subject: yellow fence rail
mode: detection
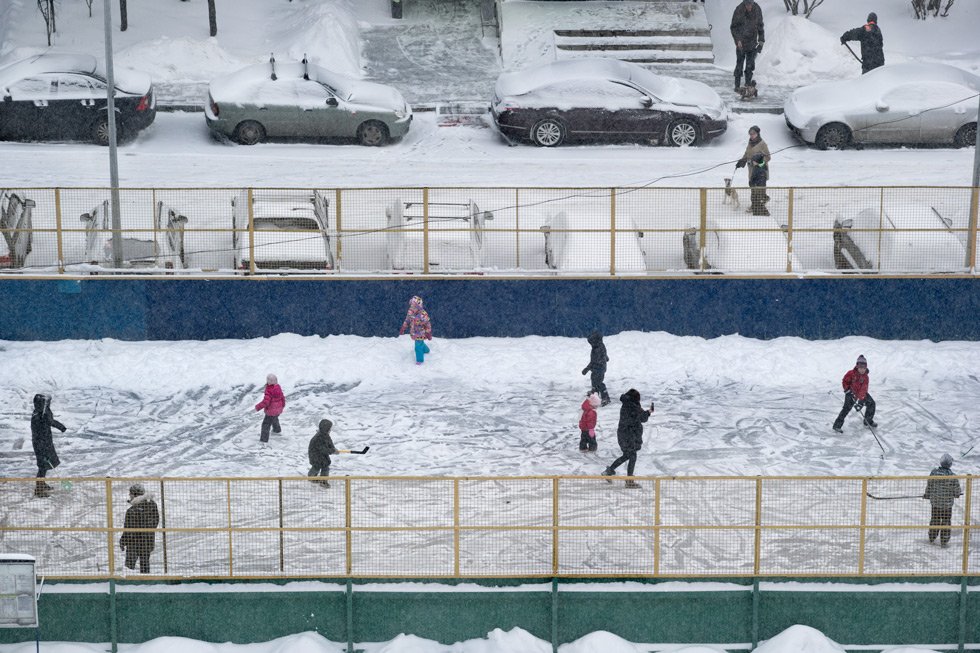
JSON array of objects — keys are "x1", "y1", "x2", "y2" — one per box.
[
  {"x1": 0, "y1": 186, "x2": 977, "y2": 276},
  {"x1": 0, "y1": 475, "x2": 976, "y2": 579}
]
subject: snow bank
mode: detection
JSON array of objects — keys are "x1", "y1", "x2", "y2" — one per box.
[
  {"x1": 755, "y1": 15, "x2": 861, "y2": 86},
  {"x1": 754, "y1": 624, "x2": 845, "y2": 653}
]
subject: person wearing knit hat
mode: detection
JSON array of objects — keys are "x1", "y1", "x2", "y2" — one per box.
[
  {"x1": 120, "y1": 483, "x2": 160, "y2": 573},
  {"x1": 832, "y1": 355, "x2": 877, "y2": 432},
  {"x1": 255, "y1": 373, "x2": 286, "y2": 443},
  {"x1": 735, "y1": 125, "x2": 770, "y2": 194},
  {"x1": 840, "y1": 11, "x2": 884, "y2": 74},
  {"x1": 923, "y1": 453, "x2": 962, "y2": 547},
  {"x1": 308, "y1": 418, "x2": 338, "y2": 487}
]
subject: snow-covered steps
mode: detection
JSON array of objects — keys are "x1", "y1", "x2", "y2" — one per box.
[{"x1": 554, "y1": 29, "x2": 714, "y2": 65}]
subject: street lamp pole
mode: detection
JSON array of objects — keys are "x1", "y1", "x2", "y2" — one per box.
[
  {"x1": 102, "y1": 0, "x2": 123, "y2": 268},
  {"x1": 969, "y1": 93, "x2": 980, "y2": 270}
]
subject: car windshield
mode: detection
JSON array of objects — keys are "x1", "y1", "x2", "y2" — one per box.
[{"x1": 253, "y1": 217, "x2": 319, "y2": 231}]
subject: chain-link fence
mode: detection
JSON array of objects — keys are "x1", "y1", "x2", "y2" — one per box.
[
  {"x1": 0, "y1": 475, "x2": 975, "y2": 579},
  {"x1": 1, "y1": 186, "x2": 976, "y2": 275}
]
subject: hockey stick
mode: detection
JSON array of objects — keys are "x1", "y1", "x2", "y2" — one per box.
[
  {"x1": 866, "y1": 492, "x2": 922, "y2": 500},
  {"x1": 843, "y1": 42, "x2": 863, "y2": 66},
  {"x1": 853, "y1": 405, "x2": 885, "y2": 458},
  {"x1": 337, "y1": 447, "x2": 370, "y2": 454}
]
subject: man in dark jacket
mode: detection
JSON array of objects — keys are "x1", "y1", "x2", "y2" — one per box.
[
  {"x1": 730, "y1": 0, "x2": 765, "y2": 91},
  {"x1": 602, "y1": 389, "x2": 654, "y2": 488},
  {"x1": 308, "y1": 418, "x2": 338, "y2": 487},
  {"x1": 30, "y1": 393, "x2": 66, "y2": 498},
  {"x1": 120, "y1": 484, "x2": 160, "y2": 574},
  {"x1": 581, "y1": 331, "x2": 611, "y2": 406},
  {"x1": 841, "y1": 12, "x2": 884, "y2": 74},
  {"x1": 923, "y1": 453, "x2": 961, "y2": 548}
]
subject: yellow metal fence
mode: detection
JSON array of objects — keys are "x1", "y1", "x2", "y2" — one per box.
[
  {"x1": 0, "y1": 475, "x2": 976, "y2": 579},
  {"x1": 0, "y1": 186, "x2": 977, "y2": 276}
]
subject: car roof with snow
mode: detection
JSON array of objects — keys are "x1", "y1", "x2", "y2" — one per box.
[
  {"x1": 791, "y1": 62, "x2": 980, "y2": 104},
  {"x1": 208, "y1": 61, "x2": 351, "y2": 102},
  {"x1": 0, "y1": 52, "x2": 98, "y2": 88}
]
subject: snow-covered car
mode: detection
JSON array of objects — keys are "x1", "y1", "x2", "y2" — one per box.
[
  {"x1": 77, "y1": 199, "x2": 187, "y2": 270},
  {"x1": 491, "y1": 58, "x2": 727, "y2": 147},
  {"x1": 384, "y1": 198, "x2": 492, "y2": 271},
  {"x1": 833, "y1": 201, "x2": 967, "y2": 273},
  {"x1": 205, "y1": 58, "x2": 412, "y2": 146},
  {"x1": 232, "y1": 190, "x2": 335, "y2": 273},
  {"x1": 0, "y1": 52, "x2": 155, "y2": 145},
  {"x1": 784, "y1": 63, "x2": 979, "y2": 149},
  {"x1": 0, "y1": 190, "x2": 34, "y2": 268},
  {"x1": 683, "y1": 216, "x2": 802, "y2": 273}
]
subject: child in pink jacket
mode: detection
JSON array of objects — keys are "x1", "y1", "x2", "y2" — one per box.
[
  {"x1": 578, "y1": 392, "x2": 601, "y2": 452},
  {"x1": 255, "y1": 373, "x2": 286, "y2": 442}
]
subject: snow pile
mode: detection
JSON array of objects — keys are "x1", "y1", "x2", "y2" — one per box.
[
  {"x1": 115, "y1": 37, "x2": 249, "y2": 84},
  {"x1": 754, "y1": 625, "x2": 845, "y2": 653},
  {"x1": 754, "y1": 15, "x2": 862, "y2": 86}
]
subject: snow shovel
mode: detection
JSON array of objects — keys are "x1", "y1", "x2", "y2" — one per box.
[{"x1": 843, "y1": 42, "x2": 863, "y2": 66}]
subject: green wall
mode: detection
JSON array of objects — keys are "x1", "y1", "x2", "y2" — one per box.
[{"x1": 1, "y1": 577, "x2": 976, "y2": 651}]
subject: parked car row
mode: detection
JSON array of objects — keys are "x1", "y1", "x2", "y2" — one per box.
[{"x1": 1, "y1": 53, "x2": 976, "y2": 150}]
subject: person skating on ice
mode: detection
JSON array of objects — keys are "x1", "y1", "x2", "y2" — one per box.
[
  {"x1": 923, "y1": 453, "x2": 961, "y2": 548},
  {"x1": 602, "y1": 389, "x2": 654, "y2": 488},
  {"x1": 832, "y1": 355, "x2": 876, "y2": 432},
  {"x1": 308, "y1": 418, "x2": 338, "y2": 487},
  {"x1": 581, "y1": 330, "x2": 611, "y2": 406}
]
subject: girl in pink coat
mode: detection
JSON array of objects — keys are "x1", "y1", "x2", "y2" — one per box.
[
  {"x1": 399, "y1": 295, "x2": 433, "y2": 365},
  {"x1": 578, "y1": 392, "x2": 601, "y2": 452},
  {"x1": 255, "y1": 373, "x2": 286, "y2": 442}
]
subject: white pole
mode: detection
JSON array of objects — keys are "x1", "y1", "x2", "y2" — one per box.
[
  {"x1": 102, "y1": 0, "x2": 123, "y2": 268},
  {"x1": 969, "y1": 93, "x2": 980, "y2": 269}
]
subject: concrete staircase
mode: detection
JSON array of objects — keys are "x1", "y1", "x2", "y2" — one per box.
[{"x1": 553, "y1": 27, "x2": 713, "y2": 65}]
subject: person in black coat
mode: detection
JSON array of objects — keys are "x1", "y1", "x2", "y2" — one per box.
[
  {"x1": 730, "y1": 0, "x2": 765, "y2": 91},
  {"x1": 602, "y1": 389, "x2": 654, "y2": 488},
  {"x1": 841, "y1": 12, "x2": 884, "y2": 74},
  {"x1": 30, "y1": 393, "x2": 66, "y2": 498},
  {"x1": 308, "y1": 418, "x2": 338, "y2": 487},
  {"x1": 120, "y1": 484, "x2": 160, "y2": 574},
  {"x1": 581, "y1": 331, "x2": 611, "y2": 406}
]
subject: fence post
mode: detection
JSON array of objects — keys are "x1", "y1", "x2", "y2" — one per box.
[
  {"x1": 753, "y1": 477, "x2": 762, "y2": 575},
  {"x1": 159, "y1": 479, "x2": 168, "y2": 574},
  {"x1": 654, "y1": 478, "x2": 661, "y2": 575},
  {"x1": 226, "y1": 479, "x2": 233, "y2": 576},
  {"x1": 961, "y1": 475, "x2": 972, "y2": 576},
  {"x1": 699, "y1": 188, "x2": 708, "y2": 271},
  {"x1": 968, "y1": 187, "x2": 978, "y2": 271},
  {"x1": 278, "y1": 478, "x2": 285, "y2": 573},
  {"x1": 423, "y1": 188, "x2": 430, "y2": 275},
  {"x1": 609, "y1": 188, "x2": 616, "y2": 276},
  {"x1": 346, "y1": 578, "x2": 354, "y2": 653},
  {"x1": 109, "y1": 577, "x2": 118, "y2": 653},
  {"x1": 345, "y1": 477, "x2": 353, "y2": 576},
  {"x1": 515, "y1": 188, "x2": 521, "y2": 269},
  {"x1": 335, "y1": 189, "x2": 343, "y2": 264},
  {"x1": 858, "y1": 478, "x2": 868, "y2": 575},
  {"x1": 876, "y1": 187, "x2": 884, "y2": 272},
  {"x1": 54, "y1": 188, "x2": 64, "y2": 274},
  {"x1": 247, "y1": 188, "x2": 256, "y2": 276},
  {"x1": 958, "y1": 576, "x2": 967, "y2": 653},
  {"x1": 751, "y1": 577, "x2": 759, "y2": 649},
  {"x1": 786, "y1": 188, "x2": 794, "y2": 273},
  {"x1": 552, "y1": 477, "x2": 559, "y2": 575},
  {"x1": 106, "y1": 479, "x2": 115, "y2": 576},
  {"x1": 551, "y1": 577, "x2": 559, "y2": 653},
  {"x1": 453, "y1": 478, "x2": 461, "y2": 577}
]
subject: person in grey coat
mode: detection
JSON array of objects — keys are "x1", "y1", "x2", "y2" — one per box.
[
  {"x1": 308, "y1": 418, "x2": 338, "y2": 487},
  {"x1": 923, "y1": 453, "x2": 962, "y2": 547}
]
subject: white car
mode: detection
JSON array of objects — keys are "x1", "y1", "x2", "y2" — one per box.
[
  {"x1": 784, "y1": 62, "x2": 979, "y2": 149},
  {"x1": 232, "y1": 190, "x2": 335, "y2": 272}
]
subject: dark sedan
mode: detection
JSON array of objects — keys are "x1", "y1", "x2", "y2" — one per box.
[
  {"x1": 492, "y1": 58, "x2": 727, "y2": 147},
  {"x1": 0, "y1": 52, "x2": 156, "y2": 145}
]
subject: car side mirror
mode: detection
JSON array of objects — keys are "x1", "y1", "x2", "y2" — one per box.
[
  {"x1": 641, "y1": 96, "x2": 653, "y2": 108},
  {"x1": 326, "y1": 97, "x2": 338, "y2": 107},
  {"x1": 875, "y1": 100, "x2": 889, "y2": 112}
]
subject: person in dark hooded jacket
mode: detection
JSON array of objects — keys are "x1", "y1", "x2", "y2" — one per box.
[
  {"x1": 581, "y1": 331, "x2": 611, "y2": 406},
  {"x1": 730, "y1": 0, "x2": 765, "y2": 91},
  {"x1": 602, "y1": 389, "x2": 654, "y2": 488},
  {"x1": 923, "y1": 453, "x2": 961, "y2": 548},
  {"x1": 308, "y1": 418, "x2": 338, "y2": 487},
  {"x1": 120, "y1": 483, "x2": 160, "y2": 574},
  {"x1": 30, "y1": 393, "x2": 67, "y2": 498},
  {"x1": 841, "y1": 12, "x2": 884, "y2": 74}
]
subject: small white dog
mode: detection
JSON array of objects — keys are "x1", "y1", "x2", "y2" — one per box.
[{"x1": 723, "y1": 177, "x2": 741, "y2": 209}]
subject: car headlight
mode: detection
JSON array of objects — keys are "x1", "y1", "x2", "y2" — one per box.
[{"x1": 394, "y1": 105, "x2": 411, "y2": 120}]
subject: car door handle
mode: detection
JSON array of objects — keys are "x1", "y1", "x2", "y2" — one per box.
[{"x1": 33, "y1": 100, "x2": 48, "y2": 107}]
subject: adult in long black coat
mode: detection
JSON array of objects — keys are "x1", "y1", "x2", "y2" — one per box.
[
  {"x1": 841, "y1": 12, "x2": 884, "y2": 74},
  {"x1": 31, "y1": 393, "x2": 66, "y2": 498},
  {"x1": 308, "y1": 418, "x2": 338, "y2": 487},
  {"x1": 602, "y1": 389, "x2": 654, "y2": 487},
  {"x1": 730, "y1": 0, "x2": 765, "y2": 90},
  {"x1": 120, "y1": 484, "x2": 160, "y2": 574}
]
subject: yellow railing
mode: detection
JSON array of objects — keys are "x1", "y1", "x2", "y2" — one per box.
[
  {"x1": 0, "y1": 186, "x2": 977, "y2": 276},
  {"x1": 0, "y1": 475, "x2": 975, "y2": 579}
]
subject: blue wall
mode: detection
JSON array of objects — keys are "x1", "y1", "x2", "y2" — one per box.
[{"x1": 0, "y1": 278, "x2": 977, "y2": 341}]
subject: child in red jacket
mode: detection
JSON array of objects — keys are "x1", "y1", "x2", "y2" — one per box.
[
  {"x1": 832, "y1": 355, "x2": 877, "y2": 432},
  {"x1": 578, "y1": 392, "x2": 601, "y2": 452},
  {"x1": 255, "y1": 373, "x2": 286, "y2": 442}
]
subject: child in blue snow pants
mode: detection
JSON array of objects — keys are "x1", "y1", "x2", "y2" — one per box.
[{"x1": 415, "y1": 339, "x2": 430, "y2": 363}]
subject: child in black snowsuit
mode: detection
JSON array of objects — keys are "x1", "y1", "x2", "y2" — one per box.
[
  {"x1": 308, "y1": 419, "x2": 338, "y2": 487},
  {"x1": 581, "y1": 331, "x2": 611, "y2": 406},
  {"x1": 749, "y1": 152, "x2": 769, "y2": 216},
  {"x1": 31, "y1": 393, "x2": 67, "y2": 498}
]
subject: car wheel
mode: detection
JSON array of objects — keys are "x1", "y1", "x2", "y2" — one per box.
[
  {"x1": 234, "y1": 120, "x2": 266, "y2": 146},
  {"x1": 357, "y1": 121, "x2": 389, "y2": 146},
  {"x1": 954, "y1": 122, "x2": 977, "y2": 148},
  {"x1": 92, "y1": 115, "x2": 111, "y2": 146},
  {"x1": 666, "y1": 119, "x2": 700, "y2": 147},
  {"x1": 814, "y1": 123, "x2": 851, "y2": 150},
  {"x1": 530, "y1": 118, "x2": 566, "y2": 147}
]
